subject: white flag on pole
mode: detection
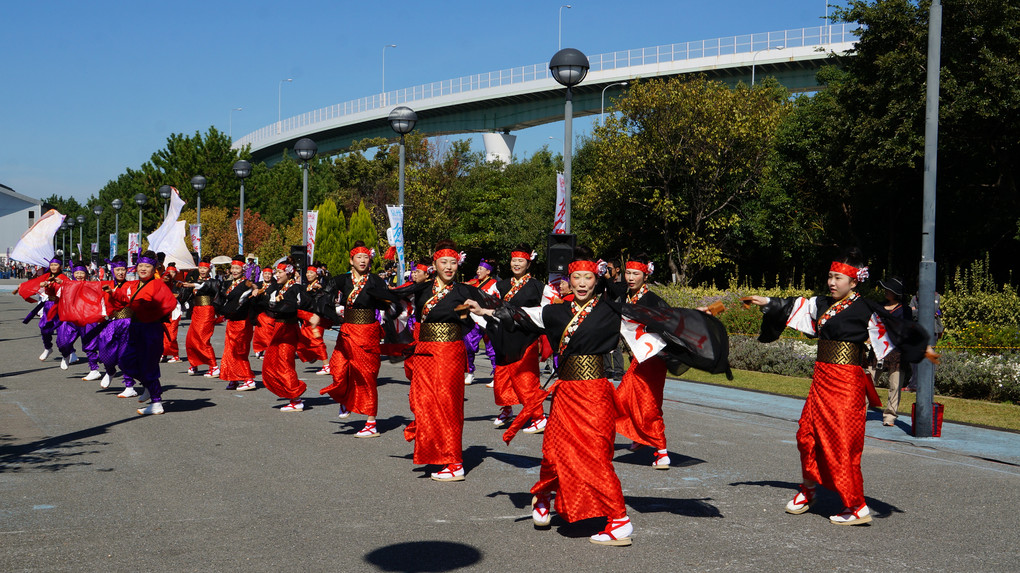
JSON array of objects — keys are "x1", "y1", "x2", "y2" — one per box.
[{"x1": 10, "y1": 209, "x2": 64, "y2": 267}]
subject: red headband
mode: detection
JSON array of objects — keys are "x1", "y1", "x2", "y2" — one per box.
[
  {"x1": 306, "y1": 266, "x2": 318, "y2": 273},
  {"x1": 230, "y1": 261, "x2": 244, "y2": 268},
  {"x1": 350, "y1": 246, "x2": 372, "y2": 258},
  {"x1": 625, "y1": 261, "x2": 651, "y2": 275},
  {"x1": 830, "y1": 261, "x2": 860, "y2": 280},
  {"x1": 510, "y1": 251, "x2": 533, "y2": 261},
  {"x1": 263, "y1": 267, "x2": 273, "y2": 273},
  {"x1": 433, "y1": 248, "x2": 459, "y2": 262},
  {"x1": 568, "y1": 260, "x2": 599, "y2": 275},
  {"x1": 198, "y1": 262, "x2": 211, "y2": 268},
  {"x1": 276, "y1": 263, "x2": 292, "y2": 272}
]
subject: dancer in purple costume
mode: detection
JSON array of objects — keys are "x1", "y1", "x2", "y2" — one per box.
[
  {"x1": 463, "y1": 258, "x2": 499, "y2": 386},
  {"x1": 55, "y1": 263, "x2": 94, "y2": 371},
  {"x1": 96, "y1": 257, "x2": 137, "y2": 393}
]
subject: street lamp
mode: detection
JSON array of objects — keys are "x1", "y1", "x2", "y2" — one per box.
[
  {"x1": 59, "y1": 220, "x2": 68, "y2": 261},
  {"x1": 294, "y1": 139, "x2": 317, "y2": 248},
  {"x1": 383, "y1": 44, "x2": 397, "y2": 106},
  {"x1": 158, "y1": 184, "x2": 173, "y2": 217},
  {"x1": 388, "y1": 105, "x2": 417, "y2": 281},
  {"x1": 278, "y1": 78, "x2": 293, "y2": 134},
  {"x1": 600, "y1": 81, "x2": 628, "y2": 125},
  {"x1": 134, "y1": 193, "x2": 147, "y2": 254},
  {"x1": 549, "y1": 47, "x2": 589, "y2": 234},
  {"x1": 66, "y1": 217, "x2": 75, "y2": 260},
  {"x1": 751, "y1": 45, "x2": 784, "y2": 86},
  {"x1": 558, "y1": 5, "x2": 572, "y2": 50},
  {"x1": 229, "y1": 107, "x2": 243, "y2": 139},
  {"x1": 76, "y1": 215, "x2": 85, "y2": 257},
  {"x1": 93, "y1": 204, "x2": 104, "y2": 259},
  {"x1": 111, "y1": 198, "x2": 123, "y2": 257},
  {"x1": 191, "y1": 175, "x2": 206, "y2": 258},
  {"x1": 232, "y1": 160, "x2": 252, "y2": 255}
]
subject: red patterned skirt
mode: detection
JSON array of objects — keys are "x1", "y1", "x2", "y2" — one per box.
[
  {"x1": 493, "y1": 340, "x2": 543, "y2": 408},
  {"x1": 531, "y1": 377, "x2": 627, "y2": 522},
  {"x1": 163, "y1": 316, "x2": 180, "y2": 357},
  {"x1": 262, "y1": 321, "x2": 307, "y2": 400},
  {"x1": 404, "y1": 338, "x2": 465, "y2": 465},
  {"x1": 321, "y1": 322, "x2": 382, "y2": 416},
  {"x1": 296, "y1": 310, "x2": 328, "y2": 363},
  {"x1": 615, "y1": 356, "x2": 668, "y2": 450},
  {"x1": 219, "y1": 319, "x2": 254, "y2": 382},
  {"x1": 252, "y1": 312, "x2": 274, "y2": 353},
  {"x1": 185, "y1": 305, "x2": 218, "y2": 368},
  {"x1": 797, "y1": 362, "x2": 869, "y2": 508}
]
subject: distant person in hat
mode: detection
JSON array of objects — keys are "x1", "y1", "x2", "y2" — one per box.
[{"x1": 868, "y1": 277, "x2": 913, "y2": 426}]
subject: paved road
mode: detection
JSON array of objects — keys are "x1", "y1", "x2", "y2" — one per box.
[{"x1": 1, "y1": 290, "x2": 1018, "y2": 572}]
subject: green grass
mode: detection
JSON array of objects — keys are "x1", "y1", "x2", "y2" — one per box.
[{"x1": 677, "y1": 368, "x2": 1020, "y2": 433}]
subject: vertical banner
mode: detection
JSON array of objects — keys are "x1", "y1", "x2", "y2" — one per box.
[
  {"x1": 386, "y1": 204, "x2": 405, "y2": 282},
  {"x1": 553, "y1": 172, "x2": 566, "y2": 234},
  {"x1": 305, "y1": 211, "x2": 319, "y2": 262},
  {"x1": 189, "y1": 224, "x2": 202, "y2": 257},
  {"x1": 128, "y1": 233, "x2": 139, "y2": 266},
  {"x1": 109, "y1": 233, "x2": 117, "y2": 259},
  {"x1": 235, "y1": 219, "x2": 243, "y2": 255},
  {"x1": 76, "y1": 243, "x2": 83, "y2": 260},
  {"x1": 91, "y1": 243, "x2": 98, "y2": 254}
]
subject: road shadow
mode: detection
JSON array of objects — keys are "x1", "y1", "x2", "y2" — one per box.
[
  {"x1": 0, "y1": 416, "x2": 141, "y2": 473},
  {"x1": 378, "y1": 376, "x2": 410, "y2": 387},
  {"x1": 626, "y1": 494, "x2": 722, "y2": 517},
  {"x1": 728, "y1": 479, "x2": 903, "y2": 520},
  {"x1": 166, "y1": 398, "x2": 216, "y2": 413},
  {"x1": 486, "y1": 450, "x2": 541, "y2": 470},
  {"x1": 364, "y1": 540, "x2": 482, "y2": 572},
  {"x1": 614, "y1": 448, "x2": 706, "y2": 469},
  {"x1": 332, "y1": 415, "x2": 410, "y2": 437},
  {"x1": 485, "y1": 490, "x2": 535, "y2": 510},
  {"x1": 161, "y1": 385, "x2": 213, "y2": 392},
  {"x1": 2, "y1": 365, "x2": 63, "y2": 378}
]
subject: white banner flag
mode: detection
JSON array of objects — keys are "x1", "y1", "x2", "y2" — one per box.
[
  {"x1": 235, "y1": 219, "x2": 243, "y2": 255},
  {"x1": 109, "y1": 233, "x2": 117, "y2": 259},
  {"x1": 146, "y1": 187, "x2": 185, "y2": 254},
  {"x1": 91, "y1": 242, "x2": 98, "y2": 254},
  {"x1": 620, "y1": 318, "x2": 667, "y2": 363},
  {"x1": 553, "y1": 172, "x2": 566, "y2": 234},
  {"x1": 128, "y1": 233, "x2": 139, "y2": 265},
  {"x1": 386, "y1": 204, "x2": 405, "y2": 280},
  {"x1": 190, "y1": 224, "x2": 202, "y2": 255},
  {"x1": 305, "y1": 211, "x2": 319, "y2": 262},
  {"x1": 10, "y1": 209, "x2": 64, "y2": 267}
]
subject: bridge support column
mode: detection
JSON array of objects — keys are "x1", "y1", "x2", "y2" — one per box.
[{"x1": 482, "y1": 132, "x2": 517, "y2": 164}]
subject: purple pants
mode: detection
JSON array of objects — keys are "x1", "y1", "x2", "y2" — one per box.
[
  {"x1": 98, "y1": 318, "x2": 135, "y2": 387},
  {"x1": 122, "y1": 321, "x2": 165, "y2": 403},
  {"x1": 57, "y1": 322, "x2": 100, "y2": 369},
  {"x1": 463, "y1": 323, "x2": 496, "y2": 374},
  {"x1": 56, "y1": 321, "x2": 79, "y2": 357},
  {"x1": 38, "y1": 301, "x2": 59, "y2": 349}
]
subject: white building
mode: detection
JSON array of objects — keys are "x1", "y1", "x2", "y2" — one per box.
[{"x1": 0, "y1": 183, "x2": 43, "y2": 263}]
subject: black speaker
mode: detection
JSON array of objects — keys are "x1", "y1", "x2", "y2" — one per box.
[
  {"x1": 290, "y1": 245, "x2": 308, "y2": 278},
  {"x1": 546, "y1": 233, "x2": 576, "y2": 275}
]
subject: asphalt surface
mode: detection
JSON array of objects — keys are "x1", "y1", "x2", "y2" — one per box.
[{"x1": 1, "y1": 286, "x2": 1018, "y2": 572}]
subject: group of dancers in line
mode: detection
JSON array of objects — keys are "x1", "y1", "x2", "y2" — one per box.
[{"x1": 15, "y1": 242, "x2": 935, "y2": 544}]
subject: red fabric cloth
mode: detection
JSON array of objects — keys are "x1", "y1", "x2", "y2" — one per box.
[
  {"x1": 320, "y1": 322, "x2": 382, "y2": 415},
  {"x1": 219, "y1": 319, "x2": 254, "y2": 382},
  {"x1": 492, "y1": 340, "x2": 543, "y2": 409},
  {"x1": 798, "y1": 362, "x2": 868, "y2": 508},
  {"x1": 296, "y1": 309, "x2": 328, "y2": 363},
  {"x1": 56, "y1": 281, "x2": 107, "y2": 326},
  {"x1": 17, "y1": 273, "x2": 65, "y2": 303},
  {"x1": 186, "y1": 305, "x2": 218, "y2": 368},
  {"x1": 252, "y1": 312, "x2": 274, "y2": 353},
  {"x1": 163, "y1": 317, "x2": 180, "y2": 356},
  {"x1": 615, "y1": 356, "x2": 668, "y2": 450},
  {"x1": 262, "y1": 322, "x2": 307, "y2": 400},
  {"x1": 404, "y1": 338, "x2": 465, "y2": 465},
  {"x1": 530, "y1": 377, "x2": 627, "y2": 522},
  {"x1": 538, "y1": 335, "x2": 553, "y2": 362},
  {"x1": 111, "y1": 279, "x2": 177, "y2": 323}
]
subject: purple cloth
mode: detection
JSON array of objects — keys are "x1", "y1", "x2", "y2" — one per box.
[
  {"x1": 463, "y1": 323, "x2": 496, "y2": 374},
  {"x1": 122, "y1": 321, "x2": 165, "y2": 402},
  {"x1": 81, "y1": 322, "x2": 101, "y2": 370},
  {"x1": 56, "y1": 321, "x2": 79, "y2": 357},
  {"x1": 98, "y1": 317, "x2": 135, "y2": 386},
  {"x1": 38, "y1": 300, "x2": 59, "y2": 349}
]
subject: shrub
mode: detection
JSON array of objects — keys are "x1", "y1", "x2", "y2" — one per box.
[
  {"x1": 938, "y1": 322, "x2": 1020, "y2": 355},
  {"x1": 935, "y1": 351, "x2": 1020, "y2": 403},
  {"x1": 729, "y1": 335, "x2": 816, "y2": 378}
]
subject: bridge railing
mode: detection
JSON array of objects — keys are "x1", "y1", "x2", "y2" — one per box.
[{"x1": 235, "y1": 24, "x2": 855, "y2": 149}]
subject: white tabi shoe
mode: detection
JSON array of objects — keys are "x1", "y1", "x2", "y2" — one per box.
[
  {"x1": 522, "y1": 415, "x2": 547, "y2": 434},
  {"x1": 485, "y1": 380, "x2": 494, "y2": 388},
  {"x1": 493, "y1": 406, "x2": 513, "y2": 427},
  {"x1": 829, "y1": 504, "x2": 872, "y2": 526},
  {"x1": 117, "y1": 387, "x2": 138, "y2": 398},
  {"x1": 67, "y1": 352, "x2": 79, "y2": 365},
  {"x1": 83, "y1": 370, "x2": 102, "y2": 381},
  {"x1": 785, "y1": 485, "x2": 816, "y2": 515},
  {"x1": 137, "y1": 386, "x2": 151, "y2": 403},
  {"x1": 652, "y1": 450, "x2": 671, "y2": 470},
  {"x1": 60, "y1": 358, "x2": 69, "y2": 370},
  {"x1": 100, "y1": 373, "x2": 112, "y2": 389},
  {"x1": 280, "y1": 400, "x2": 304, "y2": 412},
  {"x1": 39, "y1": 348, "x2": 52, "y2": 361},
  {"x1": 137, "y1": 402, "x2": 164, "y2": 416},
  {"x1": 316, "y1": 364, "x2": 331, "y2": 375},
  {"x1": 355, "y1": 421, "x2": 380, "y2": 438},
  {"x1": 204, "y1": 366, "x2": 220, "y2": 378},
  {"x1": 590, "y1": 516, "x2": 633, "y2": 546},
  {"x1": 532, "y1": 493, "x2": 552, "y2": 527},
  {"x1": 337, "y1": 404, "x2": 351, "y2": 418},
  {"x1": 236, "y1": 380, "x2": 256, "y2": 391},
  {"x1": 464, "y1": 372, "x2": 474, "y2": 385},
  {"x1": 430, "y1": 463, "x2": 465, "y2": 482}
]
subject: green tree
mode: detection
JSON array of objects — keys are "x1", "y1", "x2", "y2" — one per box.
[
  {"x1": 314, "y1": 198, "x2": 349, "y2": 273},
  {"x1": 347, "y1": 200, "x2": 382, "y2": 272},
  {"x1": 575, "y1": 76, "x2": 790, "y2": 285}
]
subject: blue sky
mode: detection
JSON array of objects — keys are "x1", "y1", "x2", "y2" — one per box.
[{"x1": 1, "y1": 0, "x2": 838, "y2": 203}]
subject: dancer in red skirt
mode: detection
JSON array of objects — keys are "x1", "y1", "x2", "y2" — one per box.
[
  {"x1": 216, "y1": 255, "x2": 256, "y2": 391},
  {"x1": 252, "y1": 260, "x2": 307, "y2": 412},
  {"x1": 251, "y1": 267, "x2": 275, "y2": 359},
  {"x1": 297, "y1": 263, "x2": 329, "y2": 374},
  {"x1": 613, "y1": 254, "x2": 672, "y2": 469},
  {"x1": 161, "y1": 263, "x2": 184, "y2": 363},
  {"x1": 747, "y1": 247, "x2": 935, "y2": 526},
  {"x1": 183, "y1": 256, "x2": 219, "y2": 377}
]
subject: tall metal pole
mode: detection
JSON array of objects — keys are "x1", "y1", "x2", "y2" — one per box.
[
  {"x1": 302, "y1": 163, "x2": 309, "y2": 247},
  {"x1": 915, "y1": 0, "x2": 942, "y2": 437},
  {"x1": 114, "y1": 212, "x2": 119, "y2": 255},
  {"x1": 138, "y1": 208, "x2": 142, "y2": 244},
  {"x1": 398, "y1": 134, "x2": 406, "y2": 206},
  {"x1": 563, "y1": 87, "x2": 573, "y2": 234},
  {"x1": 239, "y1": 181, "x2": 245, "y2": 255},
  {"x1": 95, "y1": 218, "x2": 100, "y2": 251}
]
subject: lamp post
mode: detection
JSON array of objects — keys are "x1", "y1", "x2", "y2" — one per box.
[
  {"x1": 134, "y1": 193, "x2": 147, "y2": 254},
  {"x1": 600, "y1": 81, "x2": 628, "y2": 125},
  {"x1": 76, "y1": 215, "x2": 85, "y2": 257},
  {"x1": 549, "y1": 48, "x2": 589, "y2": 234},
  {"x1": 294, "y1": 139, "x2": 318, "y2": 248},
  {"x1": 60, "y1": 220, "x2": 67, "y2": 261},
  {"x1": 232, "y1": 160, "x2": 252, "y2": 255},
  {"x1": 191, "y1": 175, "x2": 206, "y2": 258},
  {"x1": 93, "y1": 204, "x2": 104, "y2": 259},
  {"x1": 278, "y1": 78, "x2": 293, "y2": 134},
  {"x1": 383, "y1": 44, "x2": 397, "y2": 106},
  {"x1": 229, "y1": 107, "x2": 242, "y2": 139},
  {"x1": 388, "y1": 105, "x2": 417, "y2": 281},
  {"x1": 751, "y1": 45, "x2": 784, "y2": 86},
  {"x1": 558, "y1": 5, "x2": 572, "y2": 50},
  {"x1": 111, "y1": 199, "x2": 123, "y2": 256},
  {"x1": 66, "y1": 218, "x2": 75, "y2": 260},
  {"x1": 158, "y1": 185, "x2": 173, "y2": 217}
]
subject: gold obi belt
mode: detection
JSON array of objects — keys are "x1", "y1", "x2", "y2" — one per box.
[
  {"x1": 815, "y1": 340, "x2": 865, "y2": 365},
  {"x1": 418, "y1": 322, "x2": 461, "y2": 342},
  {"x1": 345, "y1": 308, "x2": 376, "y2": 324},
  {"x1": 110, "y1": 307, "x2": 134, "y2": 320},
  {"x1": 559, "y1": 354, "x2": 604, "y2": 381},
  {"x1": 193, "y1": 295, "x2": 214, "y2": 306}
]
